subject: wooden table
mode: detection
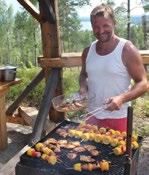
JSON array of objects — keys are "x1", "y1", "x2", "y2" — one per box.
[{"x1": 0, "y1": 78, "x2": 21, "y2": 150}]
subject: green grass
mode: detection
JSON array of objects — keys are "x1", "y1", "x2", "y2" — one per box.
[
  {"x1": 6, "y1": 67, "x2": 45, "y2": 106},
  {"x1": 6, "y1": 67, "x2": 81, "y2": 106},
  {"x1": 63, "y1": 67, "x2": 80, "y2": 94}
]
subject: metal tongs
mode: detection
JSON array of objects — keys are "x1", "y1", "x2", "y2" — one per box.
[{"x1": 79, "y1": 104, "x2": 107, "y2": 121}]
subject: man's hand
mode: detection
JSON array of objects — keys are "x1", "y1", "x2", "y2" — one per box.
[{"x1": 105, "y1": 95, "x2": 124, "y2": 111}]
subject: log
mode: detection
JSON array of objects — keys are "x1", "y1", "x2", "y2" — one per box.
[
  {"x1": 18, "y1": 106, "x2": 38, "y2": 127},
  {"x1": 18, "y1": 106, "x2": 56, "y2": 133}
]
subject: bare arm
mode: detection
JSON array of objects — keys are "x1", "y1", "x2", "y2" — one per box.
[
  {"x1": 106, "y1": 41, "x2": 148, "y2": 111},
  {"x1": 121, "y1": 41, "x2": 148, "y2": 101},
  {"x1": 79, "y1": 47, "x2": 89, "y2": 94}
]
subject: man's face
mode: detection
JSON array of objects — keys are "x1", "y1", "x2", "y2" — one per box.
[{"x1": 91, "y1": 16, "x2": 115, "y2": 43}]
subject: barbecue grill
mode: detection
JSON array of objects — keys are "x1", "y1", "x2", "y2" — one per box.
[{"x1": 15, "y1": 119, "x2": 142, "y2": 175}]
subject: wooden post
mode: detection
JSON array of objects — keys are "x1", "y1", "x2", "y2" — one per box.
[
  {"x1": 39, "y1": 0, "x2": 64, "y2": 123},
  {"x1": 0, "y1": 88, "x2": 8, "y2": 150},
  {"x1": 0, "y1": 79, "x2": 21, "y2": 150}
]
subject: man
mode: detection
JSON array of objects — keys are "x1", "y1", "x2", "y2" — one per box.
[{"x1": 79, "y1": 4, "x2": 148, "y2": 131}]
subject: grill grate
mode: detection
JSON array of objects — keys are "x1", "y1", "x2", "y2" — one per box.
[{"x1": 19, "y1": 120, "x2": 141, "y2": 175}]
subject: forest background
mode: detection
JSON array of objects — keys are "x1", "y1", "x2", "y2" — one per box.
[{"x1": 0, "y1": 0, "x2": 149, "y2": 135}]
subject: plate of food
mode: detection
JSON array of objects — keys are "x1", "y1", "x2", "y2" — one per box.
[{"x1": 52, "y1": 92, "x2": 94, "y2": 113}]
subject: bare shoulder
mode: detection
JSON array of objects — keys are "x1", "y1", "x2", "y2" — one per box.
[
  {"x1": 122, "y1": 40, "x2": 142, "y2": 66},
  {"x1": 122, "y1": 40, "x2": 146, "y2": 83}
]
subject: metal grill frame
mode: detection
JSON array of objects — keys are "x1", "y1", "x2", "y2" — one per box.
[{"x1": 16, "y1": 120, "x2": 142, "y2": 175}]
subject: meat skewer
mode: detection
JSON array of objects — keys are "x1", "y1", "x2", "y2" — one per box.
[
  {"x1": 72, "y1": 159, "x2": 110, "y2": 172},
  {"x1": 67, "y1": 152, "x2": 77, "y2": 160},
  {"x1": 80, "y1": 155, "x2": 95, "y2": 163},
  {"x1": 41, "y1": 154, "x2": 57, "y2": 165},
  {"x1": 26, "y1": 148, "x2": 41, "y2": 158}
]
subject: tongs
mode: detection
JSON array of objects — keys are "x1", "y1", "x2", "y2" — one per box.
[{"x1": 78, "y1": 104, "x2": 107, "y2": 121}]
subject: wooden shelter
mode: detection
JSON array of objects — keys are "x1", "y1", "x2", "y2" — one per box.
[{"x1": 2, "y1": 0, "x2": 149, "y2": 147}]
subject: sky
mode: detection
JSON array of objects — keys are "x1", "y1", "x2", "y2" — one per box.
[
  {"x1": 6, "y1": 0, "x2": 22, "y2": 12},
  {"x1": 6, "y1": 0, "x2": 145, "y2": 16},
  {"x1": 77, "y1": 0, "x2": 145, "y2": 17}
]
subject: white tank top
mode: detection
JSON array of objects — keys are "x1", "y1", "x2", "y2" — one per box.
[{"x1": 86, "y1": 38, "x2": 131, "y2": 119}]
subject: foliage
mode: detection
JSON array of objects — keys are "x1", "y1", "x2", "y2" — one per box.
[
  {"x1": 76, "y1": 30, "x2": 95, "y2": 51},
  {"x1": 133, "y1": 97, "x2": 149, "y2": 118},
  {"x1": 1, "y1": 0, "x2": 148, "y2": 137},
  {"x1": 0, "y1": 1, "x2": 14, "y2": 65},
  {"x1": 63, "y1": 67, "x2": 80, "y2": 94},
  {"x1": 0, "y1": 0, "x2": 148, "y2": 67},
  {"x1": 6, "y1": 67, "x2": 45, "y2": 106},
  {"x1": 13, "y1": 10, "x2": 42, "y2": 67},
  {"x1": 142, "y1": 0, "x2": 149, "y2": 12},
  {"x1": 131, "y1": 25, "x2": 145, "y2": 49},
  {"x1": 132, "y1": 84, "x2": 149, "y2": 137},
  {"x1": 6, "y1": 67, "x2": 81, "y2": 106},
  {"x1": 114, "y1": 5, "x2": 127, "y2": 38},
  {"x1": 0, "y1": 0, "x2": 41, "y2": 67},
  {"x1": 141, "y1": 124, "x2": 149, "y2": 136},
  {"x1": 58, "y1": 0, "x2": 90, "y2": 52}
]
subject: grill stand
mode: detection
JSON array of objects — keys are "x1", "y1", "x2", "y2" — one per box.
[{"x1": 124, "y1": 106, "x2": 138, "y2": 175}]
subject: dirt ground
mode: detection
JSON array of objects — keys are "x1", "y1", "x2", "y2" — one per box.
[
  {"x1": 135, "y1": 117, "x2": 149, "y2": 175},
  {"x1": 0, "y1": 120, "x2": 149, "y2": 175},
  {"x1": 137, "y1": 136, "x2": 149, "y2": 175},
  {"x1": 0, "y1": 123, "x2": 32, "y2": 170}
]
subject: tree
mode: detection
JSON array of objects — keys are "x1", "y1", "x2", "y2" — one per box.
[
  {"x1": 142, "y1": 0, "x2": 149, "y2": 49},
  {"x1": 131, "y1": 25, "x2": 144, "y2": 49},
  {"x1": 114, "y1": 5, "x2": 128, "y2": 38},
  {"x1": 0, "y1": 0, "x2": 14, "y2": 65},
  {"x1": 58, "y1": 0, "x2": 89, "y2": 52},
  {"x1": 13, "y1": 9, "x2": 41, "y2": 67},
  {"x1": 77, "y1": 30, "x2": 95, "y2": 51}
]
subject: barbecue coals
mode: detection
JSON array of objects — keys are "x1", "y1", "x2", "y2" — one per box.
[{"x1": 26, "y1": 123, "x2": 139, "y2": 173}]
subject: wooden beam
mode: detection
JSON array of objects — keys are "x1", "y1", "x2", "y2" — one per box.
[
  {"x1": 140, "y1": 50, "x2": 149, "y2": 65},
  {"x1": 38, "y1": 51, "x2": 149, "y2": 68},
  {"x1": 0, "y1": 89, "x2": 8, "y2": 150},
  {"x1": 142, "y1": 55, "x2": 149, "y2": 65},
  {"x1": 61, "y1": 52, "x2": 82, "y2": 58},
  {"x1": 0, "y1": 79, "x2": 21, "y2": 150},
  {"x1": 38, "y1": 53, "x2": 82, "y2": 68},
  {"x1": 38, "y1": 57, "x2": 81, "y2": 68},
  {"x1": 0, "y1": 78, "x2": 21, "y2": 91},
  {"x1": 140, "y1": 50, "x2": 149, "y2": 55},
  {"x1": 39, "y1": 0, "x2": 56, "y2": 24},
  {"x1": 17, "y1": 0, "x2": 42, "y2": 23}
]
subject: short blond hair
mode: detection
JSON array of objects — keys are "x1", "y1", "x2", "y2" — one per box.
[{"x1": 90, "y1": 4, "x2": 116, "y2": 24}]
